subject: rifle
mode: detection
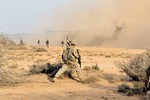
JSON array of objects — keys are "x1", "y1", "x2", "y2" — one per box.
[{"x1": 77, "y1": 49, "x2": 81, "y2": 68}]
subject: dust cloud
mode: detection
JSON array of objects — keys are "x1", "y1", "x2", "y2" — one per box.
[{"x1": 32, "y1": 0, "x2": 150, "y2": 49}]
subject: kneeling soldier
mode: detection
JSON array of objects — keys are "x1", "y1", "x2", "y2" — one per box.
[{"x1": 52, "y1": 40, "x2": 82, "y2": 82}]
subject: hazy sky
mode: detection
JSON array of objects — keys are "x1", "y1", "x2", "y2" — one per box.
[
  {"x1": 0, "y1": 0, "x2": 122, "y2": 34},
  {"x1": 1, "y1": 0, "x2": 150, "y2": 48},
  {"x1": 0, "y1": 0, "x2": 67, "y2": 34}
]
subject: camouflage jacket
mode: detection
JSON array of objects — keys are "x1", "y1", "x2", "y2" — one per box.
[{"x1": 62, "y1": 47, "x2": 79, "y2": 65}]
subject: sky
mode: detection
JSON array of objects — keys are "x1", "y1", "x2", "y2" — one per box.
[
  {"x1": 0, "y1": 0, "x2": 150, "y2": 49},
  {"x1": 0, "y1": 0, "x2": 122, "y2": 34},
  {"x1": 0, "y1": 0, "x2": 66, "y2": 34},
  {"x1": 0, "y1": 0, "x2": 141, "y2": 34}
]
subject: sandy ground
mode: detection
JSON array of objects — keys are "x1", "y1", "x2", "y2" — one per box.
[{"x1": 0, "y1": 46, "x2": 146, "y2": 100}]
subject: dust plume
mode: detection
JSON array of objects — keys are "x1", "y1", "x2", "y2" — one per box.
[{"x1": 32, "y1": 0, "x2": 150, "y2": 49}]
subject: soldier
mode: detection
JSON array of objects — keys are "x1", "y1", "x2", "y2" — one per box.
[
  {"x1": 38, "y1": 40, "x2": 40, "y2": 46},
  {"x1": 52, "y1": 40, "x2": 82, "y2": 82},
  {"x1": 20, "y1": 39, "x2": 23, "y2": 43},
  {"x1": 20, "y1": 39, "x2": 24, "y2": 45},
  {"x1": 46, "y1": 39, "x2": 49, "y2": 48},
  {"x1": 61, "y1": 41, "x2": 64, "y2": 47}
]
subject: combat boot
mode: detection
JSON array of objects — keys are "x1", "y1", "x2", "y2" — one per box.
[
  {"x1": 52, "y1": 77, "x2": 57, "y2": 82},
  {"x1": 79, "y1": 78, "x2": 84, "y2": 83}
]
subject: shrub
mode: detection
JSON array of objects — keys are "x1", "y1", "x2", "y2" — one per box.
[
  {"x1": 126, "y1": 90, "x2": 134, "y2": 96},
  {"x1": 117, "y1": 50, "x2": 150, "y2": 82},
  {"x1": 83, "y1": 74, "x2": 100, "y2": 84},
  {"x1": 117, "y1": 50, "x2": 150, "y2": 95},
  {"x1": 132, "y1": 81, "x2": 146, "y2": 94},
  {"x1": 83, "y1": 64, "x2": 100, "y2": 71},
  {"x1": 92, "y1": 64, "x2": 100, "y2": 71},
  {"x1": 83, "y1": 66, "x2": 91, "y2": 71},
  {"x1": 0, "y1": 35, "x2": 16, "y2": 47},
  {"x1": 29, "y1": 63, "x2": 62, "y2": 75},
  {"x1": 0, "y1": 60, "x2": 23, "y2": 86},
  {"x1": 29, "y1": 63, "x2": 50, "y2": 74},
  {"x1": 118, "y1": 83, "x2": 132, "y2": 93}
]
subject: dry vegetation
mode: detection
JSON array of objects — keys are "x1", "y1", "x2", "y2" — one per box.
[
  {"x1": 83, "y1": 73, "x2": 101, "y2": 84},
  {"x1": 0, "y1": 35, "x2": 16, "y2": 47},
  {"x1": 29, "y1": 62, "x2": 62, "y2": 75},
  {"x1": 0, "y1": 35, "x2": 147, "y2": 100},
  {"x1": 0, "y1": 60, "x2": 24, "y2": 86},
  {"x1": 82, "y1": 64, "x2": 103, "y2": 84},
  {"x1": 117, "y1": 50, "x2": 150, "y2": 95}
]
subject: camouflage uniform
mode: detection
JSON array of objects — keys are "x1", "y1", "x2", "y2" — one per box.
[{"x1": 54, "y1": 41, "x2": 82, "y2": 81}]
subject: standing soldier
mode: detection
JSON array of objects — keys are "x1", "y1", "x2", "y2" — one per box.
[
  {"x1": 20, "y1": 39, "x2": 23, "y2": 44},
  {"x1": 52, "y1": 40, "x2": 82, "y2": 82},
  {"x1": 46, "y1": 39, "x2": 49, "y2": 48},
  {"x1": 38, "y1": 40, "x2": 40, "y2": 46},
  {"x1": 61, "y1": 41, "x2": 64, "y2": 47},
  {"x1": 20, "y1": 39, "x2": 24, "y2": 45}
]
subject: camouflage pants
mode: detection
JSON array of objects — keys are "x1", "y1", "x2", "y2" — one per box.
[{"x1": 55, "y1": 63, "x2": 81, "y2": 80}]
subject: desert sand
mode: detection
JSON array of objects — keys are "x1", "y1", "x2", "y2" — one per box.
[{"x1": 0, "y1": 45, "x2": 146, "y2": 100}]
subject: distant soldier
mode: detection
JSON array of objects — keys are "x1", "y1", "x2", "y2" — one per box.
[
  {"x1": 61, "y1": 41, "x2": 64, "y2": 47},
  {"x1": 46, "y1": 39, "x2": 49, "y2": 48},
  {"x1": 38, "y1": 40, "x2": 40, "y2": 46},
  {"x1": 20, "y1": 39, "x2": 23, "y2": 44},
  {"x1": 52, "y1": 40, "x2": 82, "y2": 82},
  {"x1": 20, "y1": 39, "x2": 24, "y2": 45}
]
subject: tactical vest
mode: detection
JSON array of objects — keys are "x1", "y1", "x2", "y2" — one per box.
[{"x1": 62, "y1": 48, "x2": 76, "y2": 64}]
